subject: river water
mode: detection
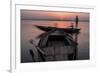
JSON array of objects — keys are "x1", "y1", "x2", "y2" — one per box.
[{"x1": 21, "y1": 20, "x2": 89, "y2": 63}]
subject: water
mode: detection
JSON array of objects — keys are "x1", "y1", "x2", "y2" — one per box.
[{"x1": 21, "y1": 20, "x2": 89, "y2": 62}]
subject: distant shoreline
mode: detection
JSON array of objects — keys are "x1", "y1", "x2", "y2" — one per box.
[{"x1": 21, "y1": 19, "x2": 89, "y2": 22}]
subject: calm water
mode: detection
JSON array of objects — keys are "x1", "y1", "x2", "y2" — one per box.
[{"x1": 21, "y1": 20, "x2": 89, "y2": 62}]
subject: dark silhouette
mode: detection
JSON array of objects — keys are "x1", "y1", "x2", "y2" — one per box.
[{"x1": 75, "y1": 16, "x2": 79, "y2": 27}]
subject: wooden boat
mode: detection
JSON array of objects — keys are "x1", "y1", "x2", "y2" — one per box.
[
  {"x1": 30, "y1": 27, "x2": 78, "y2": 61},
  {"x1": 35, "y1": 25, "x2": 80, "y2": 34}
]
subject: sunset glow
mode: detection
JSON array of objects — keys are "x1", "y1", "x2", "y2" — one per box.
[
  {"x1": 46, "y1": 12, "x2": 73, "y2": 20},
  {"x1": 53, "y1": 22, "x2": 71, "y2": 28}
]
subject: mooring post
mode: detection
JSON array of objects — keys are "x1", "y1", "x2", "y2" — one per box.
[{"x1": 75, "y1": 16, "x2": 79, "y2": 28}]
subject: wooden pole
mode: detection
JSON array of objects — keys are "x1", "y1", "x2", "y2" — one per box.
[{"x1": 75, "y1": 16, "x2": 79, "y2": 28}]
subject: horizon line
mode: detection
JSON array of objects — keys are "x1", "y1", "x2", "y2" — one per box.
[{"x1": 21, "y1": 18, "x2": 89, "y2": 22}]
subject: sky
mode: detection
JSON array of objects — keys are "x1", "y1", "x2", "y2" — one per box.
[
  {"x1": 21, "y1": 10, "x2": 89, "y2": 21},
  {"x1": 21, "y1": 10, "x2": 89, "y2": 28}
]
